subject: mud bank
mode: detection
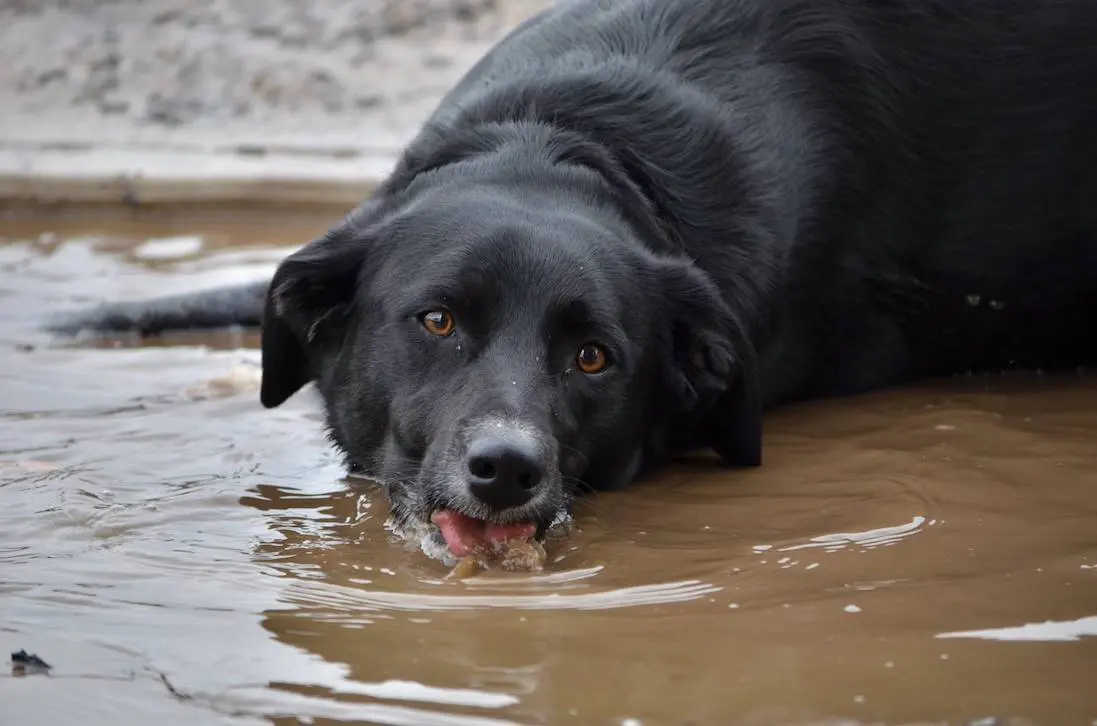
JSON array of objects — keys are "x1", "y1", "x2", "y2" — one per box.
[{"x1": 0, "y1": 0, "x2": 550, "y2": 205}]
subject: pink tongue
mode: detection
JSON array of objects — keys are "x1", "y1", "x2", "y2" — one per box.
[{"x1": 431, "y1": 510, "x2": 537, "y2": 558}]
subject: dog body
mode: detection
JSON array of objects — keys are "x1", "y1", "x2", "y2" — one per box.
[{"x1": 55, "y1": 0, "x2": 1097, "y2": 557}]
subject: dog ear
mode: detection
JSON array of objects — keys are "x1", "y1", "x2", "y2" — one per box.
[
  {"x1": 260, "y1": 227, "x2": 367, "y2": 409},
  {"x1": 658, "y1": 257, "x2": 763, "y2": 467}
]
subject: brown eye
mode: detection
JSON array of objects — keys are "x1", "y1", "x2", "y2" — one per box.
[
  {"x1": 576, "y1": 343, "x2": 610, "y2": 374},
  {"x1": 420, "y1": 309, "x2": 456, "y2": 337}
]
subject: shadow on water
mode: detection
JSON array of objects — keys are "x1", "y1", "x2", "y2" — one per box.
[{"x1": 1, "y1": 210, "x2": 1095, "y2": 725}]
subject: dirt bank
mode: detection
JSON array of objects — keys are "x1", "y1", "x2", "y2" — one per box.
[{"x1": 0, "y1": 0, "x2": 550, "y2": 204}]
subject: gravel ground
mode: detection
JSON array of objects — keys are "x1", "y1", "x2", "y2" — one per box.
[{"x1": 0, "y1": 0, "x2": 550, "y2": 188}]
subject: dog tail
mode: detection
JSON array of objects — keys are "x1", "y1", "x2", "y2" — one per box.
[{"x1": 45, "y1": 280, "x2": 270, "y2": 337}]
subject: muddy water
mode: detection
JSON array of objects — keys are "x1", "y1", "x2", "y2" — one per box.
[{"x1": 1, "y1": 211, "x2": 1095, "y2": 726}]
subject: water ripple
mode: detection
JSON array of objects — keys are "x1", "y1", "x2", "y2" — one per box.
[
  {"x1": 332, "y1": 680, "x2": 519, "y2": 709},
  {"x1": 213, "y1": 687, "x2": 531, "y2": 726},
  {"x1": 936, "y1": 615, "x2": 1097, "y2": 642},
  {"x1": 282, "y1": 577, "x2": 722, "y2": 613},
  {"x1": 754, "y1": 515, "x2": 929, "y2": 554}
]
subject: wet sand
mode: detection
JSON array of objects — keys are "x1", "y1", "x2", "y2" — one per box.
[
  {"x1": 1, "y1": 211, "x2": 1095, "y2": 726},
  {"x1": 0, "y1": 0, "x2": 552, "y2": 201},
  {"x1": 1, "y1": 0, "x2": 550, "y2": 146}
]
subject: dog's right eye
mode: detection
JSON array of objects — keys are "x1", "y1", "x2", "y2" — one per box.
[
  {"x1": 419, "y1": 309, "x2": 456, "y2": 337},
  {"x1": 576, "y1": 342, "x2": 610, "y2": 374}
]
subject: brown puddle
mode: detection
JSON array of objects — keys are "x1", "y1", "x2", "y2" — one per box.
[{"x1": 1, "y1": 210, "x2": 1095, "y2": 726}]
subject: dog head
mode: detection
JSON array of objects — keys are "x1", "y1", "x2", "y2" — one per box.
[{"x1": 258, "y1": 144, "x2": 760, "y2": 558}]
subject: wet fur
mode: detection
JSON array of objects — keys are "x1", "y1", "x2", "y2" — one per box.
[{"x1": 51, "y1": 0, "x2": 1097, "y2": 536}]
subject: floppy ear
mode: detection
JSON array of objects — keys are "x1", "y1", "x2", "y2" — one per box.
[
  {"x1": 260, "y1": 227, "x2": 368, "y2": 409},
  {"x1": 658, "y1": 258, "x2": 763, "y2": 467}
]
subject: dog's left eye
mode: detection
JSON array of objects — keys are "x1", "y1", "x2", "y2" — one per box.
[
  {"x1": 576, "y1": 343, "x2": 610, "y2": 374},
  {"x1": 419, "y1": 309, "x2": 456, "y2": 337}
]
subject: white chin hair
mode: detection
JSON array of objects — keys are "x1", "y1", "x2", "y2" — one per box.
[{"x1": 384, "y1": 515, "x2": 457, "y2": 565}]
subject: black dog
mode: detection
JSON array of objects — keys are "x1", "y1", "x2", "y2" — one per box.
[{"x1": 52, "y1": 0, "x2": 1097, "y2": 559}]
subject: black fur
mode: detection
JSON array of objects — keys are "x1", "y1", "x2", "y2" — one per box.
[
  {"x1": 49, "y1": 281, "x2": 269, "y2": 337},
  {"x1": 50, "y1": 0, "x2": 1097, "y2": 542}
]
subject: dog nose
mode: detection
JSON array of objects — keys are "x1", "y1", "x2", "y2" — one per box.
[{"x1": 466, "y1": 434, "x2": 545, "y2": 510}]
